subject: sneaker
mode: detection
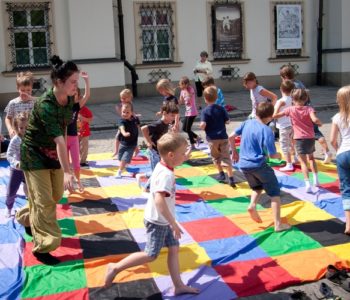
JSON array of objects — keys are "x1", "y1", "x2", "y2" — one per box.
[
  {"x1": 80, "y1": 162, "x2": 89, "y2": 167},
  {"x1": 116, "y1": 170, "x2": 122, "y2": 178},
  {"x1": 196, "y1": 136, "x2": 203, "y2": 148},
  {"x1": 33, "y1": 252, "x2": 60, "y2": 265},
  {"x1": 323, "y1": 152, "x2": 332, "y2": 164},
  {"x1": 228, "y1": 177, "x2": 236, "y2": 188},
  {"x1": 217, "y1": 172, "x2": 226, "y2": 183},
  {"x1": 305, "y1": 185, "x2": 312, "y2": 193},
  {"x1": 279, "y1": 164, "x2": 294, "y2": 172}
]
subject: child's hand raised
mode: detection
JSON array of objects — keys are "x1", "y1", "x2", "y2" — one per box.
[{"x1": 81, "y1": 71, "x2": 89, "y2": 81}]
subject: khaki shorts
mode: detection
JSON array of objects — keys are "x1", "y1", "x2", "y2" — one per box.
[{"x1": 208, "y1": 139, "x2": 232, "y2": 166}]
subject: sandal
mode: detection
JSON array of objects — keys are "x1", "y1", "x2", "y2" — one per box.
[
  {"x1": 326, "y1": 265, "x2": 349, "y2": 285},
  {"x1": 319, "y1": 282, "x2": 334, "y2": 298}
]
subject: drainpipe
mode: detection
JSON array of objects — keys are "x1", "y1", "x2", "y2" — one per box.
[
  {"x1": 117, "y1": 0, "x2": 139, "y2": 96},
  {"x1": 316, "y1": 0, "x2": 323, "y2": 85}
]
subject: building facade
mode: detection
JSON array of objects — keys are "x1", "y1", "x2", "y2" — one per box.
[{"x1": 0, "y1": 0, "x2": 349, "y2": 108}]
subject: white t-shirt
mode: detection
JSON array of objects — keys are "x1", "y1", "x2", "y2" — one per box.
[
  {"x1": 193, "y1": 60, "x2": 213, "y2": 82},
  {"x1": 276, "y1": 95, "x2": 292, "y2": 129},
  {"x1": 144, "y1": 162, "x2": 176, "y2": 225},
  {"x1": 332, "y1": 113, "x2": 350, "y2": 155},
  {"x1": 250, "y1": 85, "x2": 267, "y2": 117}
]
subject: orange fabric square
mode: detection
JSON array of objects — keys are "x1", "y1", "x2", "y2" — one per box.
[
  {"x1": 67, "y1": 187, "x2": 108, "y2": 203},
  {"x1": 189, "y1": 184, "x2": 241, "y2": 200}
]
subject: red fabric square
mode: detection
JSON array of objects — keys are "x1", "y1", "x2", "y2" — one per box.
[
  {"x1": 24, "y1": 238, "x2": 83, "y2": 266},
  {"x1": 215, "y1": 257, "x2": 301, "y2": 297},
  {"x1": 321, "y1": 181, "x2": 340, "y2": 194},
  {"x1": 25, "y1": 288, "x2": 89, "y2": 300},
  {"x1": 130, "y1": 155, "x2": 149, "y2": 165},
  {"x1": 57, "y1": 204, "x2": 73, "y2": 219},
  {"x1": 176, "y1": 189, "x2": 200, "y2": 204},
  {"x1": 182, "y1": 216, "x2": 246, "y2": 242}
]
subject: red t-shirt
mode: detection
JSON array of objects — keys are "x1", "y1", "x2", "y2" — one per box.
[
  {"x1": 78, "y1": 106, "x2": 93, "y2": 137},
  {"x1": 283, "y1": 106, "x2": 315, "y2": 139}
]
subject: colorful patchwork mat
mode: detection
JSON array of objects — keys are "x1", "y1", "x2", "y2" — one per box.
[{"x1": 1, "y1": 144, "x2": 349, "y2": 299}]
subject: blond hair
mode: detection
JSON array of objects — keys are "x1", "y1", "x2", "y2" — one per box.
[
  {"x1": 13, "y1": 111, "x2": 29, "y2": 135},
  {"x1": 16, "y1": 71, "x2": 34, "y2": 88},
  {"x1": 121, "y1": 102, "x2": 133, "y2": 112},
  {"x1": 156, "y1": 79, "x2": 175, "y2": 96},
  {"x1": 203, "y1": 86, "x2": 217, "y2": 103},
  {"x1": 291, "y1": 88, "x2": 309, "y2": 105},
  {"x1": 336, "y1": 85, "x2": 350, "y2": 128},
  {"x1": 120, "y1": 88, "x2": 133, "y2": 100},
  {"x1": 157, "y1": 132, "x2": 187, "y2": 157}
]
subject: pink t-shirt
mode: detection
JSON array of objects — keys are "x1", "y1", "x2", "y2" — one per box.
[
  {"x1": 284, "y1": 106, "x2": 315, "y2": 139},
  {"x1": 181, "y1": 86, "x2": 198, "y2": 117}
]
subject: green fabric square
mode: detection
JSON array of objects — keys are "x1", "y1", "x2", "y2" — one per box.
[
  {"x1": 252, "y1": 226, "x2": 322, "y2": 257},
  {"x1": 21, "y1": 260, "x2": 86, "y2": 298},
  {"x1": 176, "y1": 175, "x2": 219, "y2": 188},
  {"x1": 58, "y1": 218, "x2": 78, "y2": 237},
  {"x1": 291, "y1": 171, "x2": 337, "y2": 184},
  {"x1": 267, "y1": 158, "x2": 286, "y2": 167},
  {"x1": 208, "y1": 197, "x2": 264, "y2": 216},
  {"x1": 175, "y1": 162, "x2": 192, "y2": 169},
  {"x1": 59, "y1": 196, "x2": 68, "y2": 204}
]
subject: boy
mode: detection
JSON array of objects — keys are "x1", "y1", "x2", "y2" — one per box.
[
  {"x1": 202, "y1": 76, "x2": 225, "y2": 107},
  {"x1": 200, "y1": 86, "x2": 235, "y2": 187},
  {"x1": 104, "y1": 133, "x2": 200, "y2": 296},
  {"x1": 116, "y1": 103, "x2": 140, "y2": 177},
  {"x1": 5, "y1": 72, "x2": 36, "y2": 138},
  {"x1": 280, "y1": 65, "x2": 332, "y2": 164},
  {"x1": 136, "y1": 102, "x2": 179, "y2": 191},
  {"x1": 229, "y1": 102, "x2": 291, "y2": 232},
  {"x1": 78, "y1": 105, "x2": 93, "y2": 167},
  {"x1": 273, "y1": 80, "x2": 295, "y2": 171}
]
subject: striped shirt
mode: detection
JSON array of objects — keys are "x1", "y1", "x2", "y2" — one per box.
[{"x1": 4, "y1": 97, "x2": 35, "y2": 118}]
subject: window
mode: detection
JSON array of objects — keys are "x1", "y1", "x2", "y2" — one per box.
[
  {"x1": 6, "y1": 2, "x2": 52, "y2": 69},
  {"x1": 272, "y1": 2, "x2": 303, "y2": 58},
  {"x1": 139, "y1": 3, "x2": 174, "y2": 62}
]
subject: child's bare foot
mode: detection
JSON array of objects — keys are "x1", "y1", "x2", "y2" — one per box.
[
  {"x1": 174, "y1": 284, "x2": 200, "y2": 295},
  {"x1": 275, "y1": 223, "x2": 291, "y2": 232},
  {"x1": 104, "y1": 263, "x2": 119, "y2": 288},
  {"x1": 247, "y1": 207, "x2": 262, "y2": 223}
]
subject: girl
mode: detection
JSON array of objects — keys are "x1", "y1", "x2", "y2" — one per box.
[
  {"x1": 6, "y1": 112, "x2": 28, "y2": 217},
  {"x1": 330, "y1": 85, "x2": 350, "y2": 234},
  {"x1": 156, "y1": 79, "x2": 180, "y2": 132},
  {"x1": 67, "y1": 72, "x2": 90, "y2": 192},
  {"x1": 179, "y1": 76, "x2": 199, "y2": 149},
  {"x1": 243, "y1": 72, "x2": 278, "y2": 119},
  {"x1": 274, "y1": 89, "x2": 322, "y2": 193}
]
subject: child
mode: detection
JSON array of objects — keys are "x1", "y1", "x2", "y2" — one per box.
[
  {"x1": 137, "y1": 102, "x2": 179, "y2": 191},
  {"x1": 274, "y1": 89, "x2": 322, "y2": 193},
  {"x1": 273, "y1": 80, "x2": 295, "y2": 171},
  {"x1": 179, "y1": 76, "x2": 199, "y2": 149},
  {"x1": 6, "y1": 112, "x2": 28, "y2": 217},
  {"x1": 67, "y1": 72, "x2": 90, "y2": 191},
  {"x1": 200, "y1": 86, "x2": 235, "y2": 187},
  {"x1": 112, "y1": 89, "x2": 138, "y2": 158},
  {"x1": 156, "y1": 79, "x2": 180, "y2": 132},
  {"x1": 78, "y1": 105, "x2": 93, "y2": 167},
  {"x1": 116, "y1": 103, "x2": 140, "y2": 178},
  {"x1": 5, "y1": 72, "x2": 36, "y2": 138},
  {"x1": 243, "y1": 72, "x2": 278, "y2": 119},
  {"x1": 105, "y1": 132, "x2": 200, "y2": 296},
  {"x1": 330, "y1": 85, "x2": 350, "y2": 234},
  {"x1": 201, "y1": 76, "x2": 225, "y2": 107},
  {"x1": 280, "y1": 65, "x2": 332, "y2": 164},
  {"x1": 229, "y1": 102, "x2": 291, "y2": 232}
]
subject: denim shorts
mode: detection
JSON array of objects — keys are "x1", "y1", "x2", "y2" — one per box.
[
  {"x1": 336, "y1": 150, "x2": 350, "y2": 211},
  {"x1": 241, "y1": 163, "x2": 280, "y2": 197},
  {"x1": 295, "y1": 139, "x2": 315, "y2": 155},
  {"x1": 118, "y1": 144, "x2": 136, "y2": 163},
  {"x1": 144, "y1": 220, "x2": 179, "y2": 257}
]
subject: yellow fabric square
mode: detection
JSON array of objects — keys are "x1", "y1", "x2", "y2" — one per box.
[
  {"x1": 148, "y1": 243, "x2": 211, "y2": 277},
  {"x1": 175, "y1": 167, "x2": 205, "y2": 178},
  {"x1": 281, "y1": 201, "x2": 334, "y2": 225},
  {"x1": 194, "y1": 165, "x2": 219, "y2": 176},
  {"x1": 74, "y1": 212, "x2": 127, "y2": 235},
  {"x1": 84, "y1": 255, "x2": 152, "y2": 288},
  {"x1": 67, "y1": 187, "x2": 108, "y2": 203},
  {"x1": 189, "y1": 151, "x2": 209, "y2": 159},
  {"x1": 326, "y1": 243, "x2": 350, "y2": 267},
  {"x1": 120, "y1": 208, "x2": 145, "y2": 229},
  {"x1": 80, "y1": 169, "x2": 97, "y2": 179},
  {"x1": 103, "y1": 183, "x2": 142, "y2": 198},
  {"x1": 189, "y1": 184, "x2": 242, "y2": 200},
  {"x1": 316, "y1": 161, "x2": 337, "y2": 172},
  {"x1": 89, "y1": 167, "x2": 118, "y2": 177},
  {"x1": 87, "y1": 152, "x2": 114, "y2": 161},
  {"x1": 235, "y1": 182, "x2": 253, "y2": 197},
  {"x1": 275, "y1": 248, "x2": 347, "y2": 281}
]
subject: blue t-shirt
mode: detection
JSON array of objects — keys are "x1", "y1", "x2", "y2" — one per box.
[
  {"x1": 201, "y1": 104, "x2": 229, "y2": 140},
  {"x1": 215, "y1": 87, "x2": 225, "y2": 107},
  {"x1": 235, "y1": 119, "x2": 277, "y2": 169}
]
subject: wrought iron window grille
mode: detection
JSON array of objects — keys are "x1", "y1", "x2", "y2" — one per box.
[
  {"x1": 6, "y1": 2, "x2": 52, "y2": 70},
  {"x1": 139, "y1": 2, "x2": 175, "y2": 62},
  {"x1": 220, "y1": 65, "x2": 240, "y2": 80},
  {"x1": 148, "y1": 69, "x2": 171, "y2": 83},
  {"x1": 32, "y1": 78, "x2": 48, "y2": 96}
]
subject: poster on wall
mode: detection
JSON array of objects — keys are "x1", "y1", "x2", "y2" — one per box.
[
  {"x1": 276, "y1": 4, "x2": 302, "y2": 49},
  {"x1": 213, "y1": 4, "x2": 242, "y2": 59}
]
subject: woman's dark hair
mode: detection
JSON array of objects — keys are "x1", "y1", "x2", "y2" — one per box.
[{"x1": 50, "y1": 55, "x2": 79, "y2": 84}]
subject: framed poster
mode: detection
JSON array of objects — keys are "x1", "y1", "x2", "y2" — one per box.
[
  {"x1": 276, "y1": 4, "x2": 302, "y2": 49},
  {"x1": 212, "y1": 4, "x2": 242, "y2": 59}
]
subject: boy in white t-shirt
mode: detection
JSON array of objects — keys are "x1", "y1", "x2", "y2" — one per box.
[
  {"x1": 104, "y1": 133, "x2": 199, "y2": 296},
  {"x1": 273, "y1": 80, "x2": 295, "y2": 171}
]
